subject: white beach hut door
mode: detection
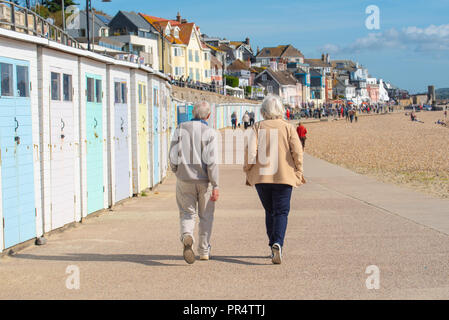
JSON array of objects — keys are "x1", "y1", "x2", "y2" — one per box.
[
  {"x1": 113, "y1": 80, "x2": 130, "y2": 202},
  {"x1": 49, "y1": 71, "x2": 76, "y2": 229}
]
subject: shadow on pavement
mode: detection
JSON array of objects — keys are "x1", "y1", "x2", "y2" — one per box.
[{"x1": 11, "y1": 253, "x2": 271, "y2": 266}]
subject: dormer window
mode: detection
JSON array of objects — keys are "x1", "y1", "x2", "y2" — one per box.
[
  {"x1": 165, "y1": 26, "x2": 170, "y2": 36},
  {"x1": 174, "y1": 28, "x2": 179, "y2": 38}
]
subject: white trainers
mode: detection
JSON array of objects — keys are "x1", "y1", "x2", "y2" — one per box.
[
  {"x1": 200, "y1": 245, "x2": 211, "y2": 261},
  {"x1": 271, "y1": 243, "x2": 282, "y2": 265},
  {"x1": 182, "y1": 235, "x2": 195, "y2": 264}
]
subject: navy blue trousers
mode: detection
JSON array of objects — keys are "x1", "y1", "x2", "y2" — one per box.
[{"x1": 255, "y1": 184, "x2": 293, "y2": 248}]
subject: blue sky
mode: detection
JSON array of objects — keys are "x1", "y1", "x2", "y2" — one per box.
[{"x1": 79, "y1": 0, "x2": 449, "y2": 92}]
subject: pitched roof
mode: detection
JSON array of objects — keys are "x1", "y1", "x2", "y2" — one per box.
[
  {"x1": 118, "y1": 11, "x2": 152, "y2": 31},
  {"x1": 304, "y1": 58, "x2": 331, "y2": 68},
  {"x1": 227, "y1": 59, "x2": 250, "y2": 71},
  {"x1": 257, "y1": 45, "x2": 303, "y2": 58},
  {"x1": 331, "y1": 60, "x2": 357, "y2": 72},
  {"x1": 259, "y1": 69, "x2": 297, "y2": 86},
  {"x1": 140, "y1": 13, "x2": 195, "y2": 45},
  {"x1": 210, "y1": 55, "x2": 223, "y2": 68}
]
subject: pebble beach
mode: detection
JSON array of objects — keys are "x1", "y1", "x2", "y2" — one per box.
[{"x1": 303, "y1": 111, "x2": 449, "y2": 198}]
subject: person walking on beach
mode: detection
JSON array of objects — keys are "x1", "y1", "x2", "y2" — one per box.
[
  {"x1": 249, "y1": 111, "x2": 255, "y2": 127},
  {"x1": 231, "y1": 112, "x2": 237, "y2": 130},
  {"x1": 349, "y1": 108, "x2": 354, "y2": 123},
  {"x1": 296, "y1": 122, "x2": 307, "y2": 150},
  {"x1": 169, "y1": 101, "x2": 219, "y2": 264},
  {"x1": 242, "y1": 112, "x2": 250, "y2": 129},
  {"x1": 244, "y1": 95, "x2": 306, "y2": 265}
]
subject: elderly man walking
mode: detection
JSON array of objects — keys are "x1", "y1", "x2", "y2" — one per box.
[{"x1": 169, "y1": 101, "x2": 220, "y2": 264}]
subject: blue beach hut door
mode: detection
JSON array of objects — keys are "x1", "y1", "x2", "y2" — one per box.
[
  {"x1": 86, "y1": 74, "x2": 104, "y2": 214},
  {"x1": 0, "y1": 58, "x2": 36, "y2": 248}
]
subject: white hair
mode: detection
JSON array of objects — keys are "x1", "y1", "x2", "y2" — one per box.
[
  {"x1": 261, "y1": 95, "x2": 285, "y2": 120},
  {"x1": 192, "y1": 101, "x2": 211, "y2": 120}
]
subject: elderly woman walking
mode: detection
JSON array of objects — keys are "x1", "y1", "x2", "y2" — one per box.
[
  {"x1": 169, "y1": 101, "x2": 219, "y2": 264},
  {"x1": 244, "y1": 95, "x2": 306, "y2": 264}
]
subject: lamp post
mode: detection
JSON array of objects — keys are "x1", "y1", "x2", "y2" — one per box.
[{"x1": 86, "y1": 0, "x2": 111, "y2": 51}]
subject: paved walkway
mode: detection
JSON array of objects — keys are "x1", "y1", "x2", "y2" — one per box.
[{"x1": 1, "y1": 152, "x2": 449, "y2": 299}]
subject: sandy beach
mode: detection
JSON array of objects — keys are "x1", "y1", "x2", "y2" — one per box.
[{"x1": 303, "y1": 111, "x2": 449, "y2": 198}]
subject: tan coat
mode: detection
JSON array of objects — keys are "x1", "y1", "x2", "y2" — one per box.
[{"x1": 244, "y1": 119, "x2": 306, "y2": 187}]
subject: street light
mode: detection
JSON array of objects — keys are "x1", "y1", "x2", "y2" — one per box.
[{"x1": 86, "y1": 0, "x2": 111, "y2": 51}]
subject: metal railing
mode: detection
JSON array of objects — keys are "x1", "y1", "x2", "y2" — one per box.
[{"x1": 0, "y1": 0, "x2": 81, "y2": 49}]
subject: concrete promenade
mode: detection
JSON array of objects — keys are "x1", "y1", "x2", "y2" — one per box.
[{"x1": 0, "y1": 151, "x2": 448, "y2": 299}]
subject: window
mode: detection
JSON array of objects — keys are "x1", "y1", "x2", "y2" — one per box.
[
  {"x1": 16, "y1": 65, "x2": 29, "y2": 97},
  {"x1": 174, "y1": 28, "x2": 179, "y2": 38},
  {"x1": 51, "y1": 72, "x2": 61, "y2": 101},
  {"x1": 80, "y1": 29, "x2": 86, "y2": 37},
  {"x1": 262, "y1": 74, "x2": 267, "y2": 81},
  {"x1": 153, "y1": 88, "x2": 158, "y2": 106},
  {"x1": 267, "y1": 85, "x2": 273, "y2": 94},
  {"x1": 188, "y1": 50, "x2": 193, "y2": 62},
  {"x1": 86, "y1": 77, "x2": 94, "y2": 102},
  {"x1": 204, "y1": 52, "x2": 209, "y2": 61},
  {"x1": 138, "y1": 84, "x2": 143, "y2": 104},
  {"x1": 95, "y1": 79, "x2": 102, "y2": 103},
  {"x1": 0, "y1": 63, "x2": 13, "y2": 96},
  {"x1": 196, "y1": 68, "x2": 200, "y2": 81},
  {"x1": 114, "y1": 82, "x2": 121, "y2": 104},
  {"x1": 189, "y1": 68, "x2": 193, "y2": 79},
  {"x1": 173, "y1": 47, "x2": 183, "y2": 57},
  {"x1": 195, "y1": 50, "x2": 199, "y2": 62},
  {"x1": 121, "y1": 82, "x2": 127, "y2": 104},
  {"x1": 63, "y1": 74, "x2": 72, "y2": 101}
]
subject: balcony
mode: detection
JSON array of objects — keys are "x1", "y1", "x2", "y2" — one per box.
[{"x1": 0, "y1": 1, "x2": 81, "y2": 48}]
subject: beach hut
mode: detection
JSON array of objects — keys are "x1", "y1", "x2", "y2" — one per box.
[
  {"x1": 39, "y1": 48, "x2": 81, "y2": 231},
  {"x1": 130, "y1": 69, "x2": 150, "y2": 194},
  {"x1": 79, "y1": 57, "x2": 108, "y2": 216},
  {"x1": 150, "y1": 78, "x2": 161, "y2": 186},
  {"x1": 107, "y1": 64, "x2": 132, "y2": 204},
  {"x1": 0, "y1": 37, "x2": 41, "y2": 250}
]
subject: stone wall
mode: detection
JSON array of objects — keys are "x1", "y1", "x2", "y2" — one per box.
[{"x1": 171, "y1": 85, "x2": 260, "y2": 105}]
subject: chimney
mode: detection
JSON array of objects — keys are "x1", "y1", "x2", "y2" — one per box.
[
  {"x1": 245, "y1": 37, "x2": 250, "y2": 45},
  {"x1": 257, "y1": 46, "x2": 260, "y2": 55},
  {"x1": 176, "y1": 12, "x2": 181, "y2": 22},
  {"x1": 181, "y1": 19, "x2": 187, "y2": 24},
  {"x1": 326, "y1": 53, "x2": 330, "y2": 63},
  {"x1": 321, "y1": 53, "x2": 325, "y2": 61}
]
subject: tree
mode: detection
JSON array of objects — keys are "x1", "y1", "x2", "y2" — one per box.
[
  {"x1": 224, "y1": 75, "x2": 239, "y2": 88},
  {"x1": 42, "y1": 0, "x2": 78, "y2": 13}
]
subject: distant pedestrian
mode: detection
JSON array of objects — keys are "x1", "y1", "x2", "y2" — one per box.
[
  {"x1": 349, "y1": 108, "x2": 354, "y2": 123},
  {"x1": 296, "y1": 122, "x2": 307, "y2": 150},
  {"x1": 249, "y1": 111, "x2": 255, "y2": 126},
  {"x1": 286, "y1": 108, "x2": 290, "y2": 120},
  {"x1": 169, "y1": 102, "x2": 219, "y2": 264},
  {"x1": 231, "y1": 112, "x2": 237, "y2": 130},
  {"x1": 244, "y1": 95, "x2": 306, "y2": 265},
  {"x1": 242, "y1": 112, "x2": 250, "y2": 129}
]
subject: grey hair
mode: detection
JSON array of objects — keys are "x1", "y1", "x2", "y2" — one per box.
[
  {"x1": 261, "y1": 95, "x2": 285, "y2": 120},
  {"x1": 192, "y1": 101, "x2": 211, "y2": 119}
]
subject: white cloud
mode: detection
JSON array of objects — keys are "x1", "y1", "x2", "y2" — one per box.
[{"x1": 322, "y1": 24, "x2": 449, "y2": 55}]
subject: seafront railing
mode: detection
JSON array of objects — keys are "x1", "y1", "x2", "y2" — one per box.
[{"x1": 0, "y1": 0, "x2": 81, "y2": 49}]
